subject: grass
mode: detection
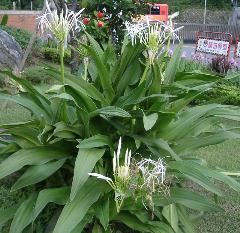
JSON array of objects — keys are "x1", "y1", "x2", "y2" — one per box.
[{"x1": 195, "y1": 140, "x2": 240, "y2": 233}]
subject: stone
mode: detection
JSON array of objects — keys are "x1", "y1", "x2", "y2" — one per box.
[{"x1": 0, "y1": 29, "x2": 23, "y2": 72}]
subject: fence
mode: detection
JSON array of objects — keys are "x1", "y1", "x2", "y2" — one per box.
[
  {"x1": 175, "y1": 23, "x2": 240, "y2": 42},
  {"x1": 0, "y1": 0, "x2": 43, "y2": 11}
]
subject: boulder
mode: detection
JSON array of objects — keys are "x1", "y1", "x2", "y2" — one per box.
[{"x1": 0, "y1": 29, "x2": 23, "y2": 72}]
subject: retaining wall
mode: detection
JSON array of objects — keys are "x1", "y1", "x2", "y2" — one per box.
[{"x1": 0, "y1": 10, "x2": 41, "y2": 32}]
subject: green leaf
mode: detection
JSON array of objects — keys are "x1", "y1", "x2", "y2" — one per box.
[
  {"x1": 10, "y1": 194, "x2": 37, "y2": 233},
  {"x1": 169, "y1": 161, "x2": 222, "y2": 196},
  {"x1": 11, "y1": 159, "x2": 66, "y2": 191},
  {"x1": 33, "y1": 187, "x2": 70, "y2": 222},
  {"x1": 162, "y1": 204, "x2": 179, "y2": 233},
  {"x1": 53, "y1": 179, "x2": 108, "y2": 233},
  {"x1": 77, "y1": 135, "x2": 112, "y2": 149},
  {"x1": 0, "y1": 204, "x2": 20, "y2": 227},
  {"x1": 143, "y1": 113, "x2": 158, "y2": 131},
  {"x1": 81, "y1": 41, "x2": 114, "y2": 102},
  {"x1": 0, "y1": 147, "x2": 69, "y2": 180},
  {"x1": 115, "y1": 81, "x2": 146, "y2": 108},
  {"x1": 164, "y1": 43, "x2": 183, "y2": 84},
  {"x1": 170, "y1": 188, "x2": 222, "y2": 212},
  {"x1": 90, "y1": 106, "x2": 131, "y2": 118},
  {"x1": 96, "y1": 198, "x2": 109, "y2": 230},
  {"x1": 70, "y1": 148, "x2": 105, "y2": 201},
  {"x1": 92, "y1": 223, "x2": 103, "y2": 233}
]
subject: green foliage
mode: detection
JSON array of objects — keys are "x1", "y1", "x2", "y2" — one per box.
[
  {"x1": 194, "y1": 79, "x2": 240, "y2": 106},
  {"x1": 0, "y1": 34, "x2": 240, "y2": 233},
  {"x1": 178, "y1": 59, "x2": 209, "y2": 73},
  {"x1": 41, "y1": 47, "x2": 71, "y2": 65},
  {"x1": 0, "y1": 15, "x2": 8, "y2": 26},
  {"x1": 0, "y1": 25, "x2": 33, "y2": 50}
]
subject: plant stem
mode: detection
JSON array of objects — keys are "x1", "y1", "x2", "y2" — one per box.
[{"x1": 60, "y1": 42, "x2": 65, "y2": 85}]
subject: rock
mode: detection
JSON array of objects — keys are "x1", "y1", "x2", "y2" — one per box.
[{"x1": 0, "y1": 29, "x2": 23, "y2": 72}]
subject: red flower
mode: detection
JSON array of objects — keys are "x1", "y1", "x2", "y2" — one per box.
[
  {"x1": 96, "y1": 11, "x2": 104, "y2": 18},
  {"x1": 97, "y1": 21, "x2": 104, "y2": 28},
  {"x1": 82, "y1": 18, "x2": 90, "y2": 25}
]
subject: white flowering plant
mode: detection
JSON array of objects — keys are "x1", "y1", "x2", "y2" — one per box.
[{"x1": 1, "y1": 10, "x2": 240, "y2": 233}]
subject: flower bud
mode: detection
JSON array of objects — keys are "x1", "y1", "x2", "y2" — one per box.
[
  {"x1": 96, "y1": 11, "x2": 104, "y2": 18},
  {"x1": 97, "y1": 21, "x2": 104, "y2": 28},
  {"x1": 82, "y1": 18, "x2": 90, "y2": 25}
]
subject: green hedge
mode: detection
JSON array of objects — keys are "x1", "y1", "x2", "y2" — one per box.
[
  {"x1": 195, "y1": 81, "x2": 240, "y2": 106},
  {"x1": 41, "y1": 47, "x2": 71, "y2": 64}
]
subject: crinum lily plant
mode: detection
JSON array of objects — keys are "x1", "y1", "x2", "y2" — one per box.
[{"x1": 1, "y1": 6, "x2": 240, "y2": 233}]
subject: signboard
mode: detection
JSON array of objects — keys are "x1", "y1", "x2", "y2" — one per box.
[
  {"x1": 235, "y1": 42, "x2": 240, "y2": 57},
  {"x1": 196, "y1": 38, "x2": 230, "y2": 56}
]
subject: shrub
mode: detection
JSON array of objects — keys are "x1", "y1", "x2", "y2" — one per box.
[
  {"x1": 194, "y1": 81, "x2": 240, "y2": 106},
  {"x1": 41, "y1": 47, "x2": 71, "y2": 65},
  {"x1": 0, "y1": 31, "x2": 240, "y2": 233},
  {"x1": 0, "y1": 15, "x2": 8, "y2": 26}
]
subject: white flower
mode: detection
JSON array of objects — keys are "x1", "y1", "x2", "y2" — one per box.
[
  {"x1": 137, "y1": 158, "x2": 166, "y2": 189},
  {"x1": 88, "y1": 172, "x2": 115, "y2": 189},
  {"x1": 37, "y1": 1, "x2": 85, "y2": 45},
  {"x1": 113, "y1": 138, "x2": 132, "y2": 180}
]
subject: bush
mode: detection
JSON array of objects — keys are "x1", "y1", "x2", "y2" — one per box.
[
  {"x1": 195, "y1": 81, "x2": 240, "y2": 105},
  {"x1": 41, "y1": 47, "x2": 71, "y2": 65},
  {"x1": 178, "y1": 58, "x2": 209, "y2": 72},
  {"x1": 23, "y1": 66, "x2": 54, "y2": 84}
]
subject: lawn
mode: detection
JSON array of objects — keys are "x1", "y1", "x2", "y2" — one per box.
[{"x1": 195, "y1": 140, "x2": 240, "y2": 233}]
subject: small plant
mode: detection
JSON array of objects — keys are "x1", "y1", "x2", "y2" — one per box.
[
  {"x1": 0, "y1": 15, "x2": 8, "y2": 26},
  {"x1": 211, "y1": 55, "x2": 231, "y2": 74}
]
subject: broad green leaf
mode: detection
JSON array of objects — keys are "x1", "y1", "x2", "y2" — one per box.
[
  {"x1": 0, "y1": 147, "x2": 69, "y2": 180},
  {"x1": 0, "y1": 204, "x2": 20, "y2": 227},
  {"x1": 170, "y1": 188, "x2": 222, "y2": 212},
  {"x1": 33, "y1": 187, "x2": 70, "y2": 222},
  {"x1": 77, "y1": 135, "x2": 112, "y2": 149},
  {"x1": 90, "y1": 106, "x2": 131, "y2": 118},
  {"x1": 70, "y1": 210, "x2": 94, "y2": 233},
  {"x1": 0, "y1": 71, "x2": 51, "y2": 116},
  {"x1": 112, "y1": 212, "x2": 152, "y2": 232},
  {"x1": 0, "y1": 142, "x2": 19, "y2": 156},
  {"x1": 164, "y1": 43, "x2": 183, "y2": 84},
  {"x1": 96, "y1": 198, "x2": 109, "y2": 230},
  {"x1": 177, "y1": 205, "x2": 195, "y2": 233},
  {"x1": 174, "y1": 130, "x2": 240, "y2": 154},
  {"x1": 2, "y1": 127, "x2": 41, "y2": 148},
  {"x1": 53, "y1": 179, "x2": 108, "y2": 233},
  {"x1": 162, "y1": 204, "x2": 179, "y2": 232},
  {"x1": 10, "y1": 194, "x2": 37, "y2": 233},
  {"x1": 169, "y1": 161, "x2": 222, "y2": 196},
  {"x1": 115, "y1": 81, "x2": 146, "y2": 108},
  {"x1": 81, "y1": 43, "x2": 114, "y2": 102},
  {"x1": 143, "y1": 113, "x2": 158, "y2": 131},
  {"x1": 92, "y1": 223, "x2": 103, "y2": 233},
  {"x1": 11, "y1": 159, "x2": 66, "y2": 191},
  {"x1": 0, "y1": 92, "x2": 50, "y2": 120},
  {"x1": 175, "y1": 161, "x2": 240, "y2": 192},
  {"x1": 70, "y1": 148, "x2": 105, "y2": 201}
]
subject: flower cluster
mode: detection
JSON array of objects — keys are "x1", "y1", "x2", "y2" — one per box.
[
  {"x1": 125, "y1": 19, "x2": 183, "y2": 64},
  {"x1": 89, "y1": 138, "x2": 167, "y2": 212},
  {"x1": 82, "y1": 11, "x2": 105, "y2": 28},
  {"x1": 37, "y1": 1, "x2": 84, "y2": 46}
]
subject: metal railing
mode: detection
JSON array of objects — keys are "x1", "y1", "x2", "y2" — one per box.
[
  {"x1": 175, "y1": 23, "x2": 240, "y2": 42},
  {"x1": 0, "y1": 0, "x2": 43, "y2": 10}
]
